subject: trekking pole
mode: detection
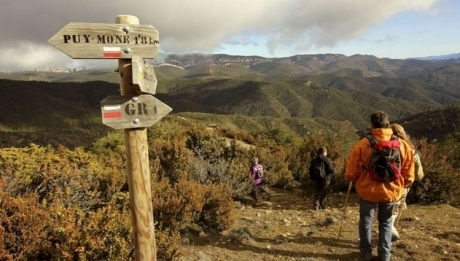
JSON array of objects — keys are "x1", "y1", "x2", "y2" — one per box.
[
  {"x1": 394, "y1": 205, "x2": 403, "y2": 227},
  {"x1": 395, "y1": 189, "x2": 409, "y2": 227},
  {"x1": 394, "y1": 198, "x2": 406, "y2": 227},
  {"x1": 338, "y1": 181, "x2": 352, "y2": 239}
]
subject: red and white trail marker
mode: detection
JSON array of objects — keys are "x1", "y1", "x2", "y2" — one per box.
[
  {"x1": 102, "y1": 105, "x2": 122, "y2": 118},
  {"x1": 103, "y1": 47, "x2": 122, "y2": 58}
]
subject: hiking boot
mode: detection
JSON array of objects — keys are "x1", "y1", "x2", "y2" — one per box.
[
  {"x1": 391, "y1": 234, "x2": 400, "y2": 242},
  {"x1": 359, "y1": 254, "x2": 373, "y2": 261}
]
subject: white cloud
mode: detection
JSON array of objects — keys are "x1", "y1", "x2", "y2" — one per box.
[
  {"x1": 0, "y1": 0, "x2": 444, "y2": 69},
  {"x1": 0, "y1": 42, "x2": 67, "y2": 70},
  {"x1": 0, "y1": 42, "x2": 115, "y2": 71}
]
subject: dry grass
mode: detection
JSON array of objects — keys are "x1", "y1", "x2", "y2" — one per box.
[{"x1": 177, "y1": 187, "x2": 460, "y2": 261}]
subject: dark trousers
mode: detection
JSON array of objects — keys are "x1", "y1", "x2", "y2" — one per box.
[
  {"x1": 313, "y1": 176, "x2": 332, "y2": 209},
  {"x1": 250, "y1": 181, "x2": 267, "y2": 203}
]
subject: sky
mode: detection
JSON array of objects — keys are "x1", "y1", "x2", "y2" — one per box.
[{"x1": 1, "y1": 0, "x2": 459, "y2": 71}]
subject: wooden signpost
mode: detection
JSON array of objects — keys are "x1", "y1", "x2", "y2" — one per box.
[{"x1": 49, "y1": 15, "x2": 168, "y2": 261}]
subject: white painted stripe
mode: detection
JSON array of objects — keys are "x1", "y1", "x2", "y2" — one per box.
[
  {"x1": 104, "y1": 105, "x2": 121, "y2": 111},
  {"x1": 103, "y1": 47, "x2": 121, "y2": 52}
]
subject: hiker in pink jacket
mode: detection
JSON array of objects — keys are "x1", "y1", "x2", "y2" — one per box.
[{"x1": 249, "y1": 157, "x2": 264, "y2": 203}]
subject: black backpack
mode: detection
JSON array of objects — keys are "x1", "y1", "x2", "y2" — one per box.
[
  {"x1": 366, "y1": 135, "x2": 402, "y2": 183},
  {"x1": 310, "y1": 158, "x2": 326, "y2": 181}
]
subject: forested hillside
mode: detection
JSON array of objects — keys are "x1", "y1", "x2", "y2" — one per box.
[{"x1": 1, "y1": 54, "x2": 460, "y2": 148}]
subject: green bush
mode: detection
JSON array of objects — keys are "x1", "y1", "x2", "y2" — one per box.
[
  {"x1": 407, "y1": 138, "x2": 460, "y2": 205},
  {"x1": 3, "y1": 118, "x2": 460, "y2": 260}
]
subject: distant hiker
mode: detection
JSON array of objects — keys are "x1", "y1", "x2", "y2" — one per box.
[
  {"x1": 345, "y1": 111, "x2": 415, "y2": 261},
  {"x1": 249, "y1": 157, "x2": 264, "y2": 203},
  {"x1": 390, "y1": 123, "x2": 424, "y2": 241},
  {"x1": 309, "y1": 146, "x2": 335, "y2": 210}
]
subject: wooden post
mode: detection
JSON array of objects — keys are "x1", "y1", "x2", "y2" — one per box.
[{"x1": 116, "y1": 15, "x2": 156, "y2": 261}]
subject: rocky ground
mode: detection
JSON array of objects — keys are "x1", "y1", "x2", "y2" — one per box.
[{"x1": 177, "y1": 187, "x2": 460, "y2": 261}]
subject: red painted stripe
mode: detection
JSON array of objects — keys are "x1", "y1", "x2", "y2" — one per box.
[
  {"x1": 103, "y1": 52, "x2": 122, "y2": 58},
  {"x1": 104, "y1": 111, "x2": 122, "y2": 118}
]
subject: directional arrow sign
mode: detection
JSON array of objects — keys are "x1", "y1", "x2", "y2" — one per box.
[
  {"x1": 132, "y1": 55, "x2": 157, "y2": 94},
  {"x1": 101, "y1": 94, "x2": 172, "y2": 129},
  {"x1": 48, "y1": 22, "x2": 160, "y2": 59}
]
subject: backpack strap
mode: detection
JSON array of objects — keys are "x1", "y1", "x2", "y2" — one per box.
[
  {"x1": 364, "y1": 135, "x2": 381, "y2": 171},
  {"x1": 366, "y1": 135, "x2": 378, "y2": 148}
]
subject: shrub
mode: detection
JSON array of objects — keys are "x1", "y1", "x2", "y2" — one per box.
[
  {"x1": 76, "y1": 205, "x2": 133, "y2": 260},
  {"x1": 152, "y1": 179, "x2": 207, "y2": 229},
  {"x1": 0, "y1": 192, "x2": 53, "y2": 260},
  {"x1": 199, "y1": 183, "x2": 236, "y2": 232},
  {"x1": 407, "y1": 138, "x2": 460, "y2": 205},
  {"x1": 155, "y1": 227, "x2": 182, "y2": 261},
  {"x1": 150, "y1": 180, "x2": 235, "y2": 260}
]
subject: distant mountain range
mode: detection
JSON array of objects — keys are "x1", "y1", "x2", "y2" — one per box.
[
  {"x1": 2, "y1": 52, "x2": 458, "y2": 73},
  {"x1": 412, "y1": 53, "x2": 460, "y2": 61},
  {"x1": 1, "y1": 53, "x2": 460, "y2": 148},
  {"x1": 159, "y1": 52, "x2": 460, "y2": 71}
]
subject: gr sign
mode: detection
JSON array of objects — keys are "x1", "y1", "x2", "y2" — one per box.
[{"x1": 101, "y1": 94, "x2": 172, "y2": 129}]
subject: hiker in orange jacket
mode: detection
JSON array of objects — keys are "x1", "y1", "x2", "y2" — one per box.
[{"x1": 345, "y1": 111, "x2": 415, "y2": 261}]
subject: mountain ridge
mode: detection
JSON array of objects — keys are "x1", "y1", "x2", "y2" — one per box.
[
  {"x1": 3, "y1": 52, "x2": 459, "y2": 74},
  {"x1": 1, "y1": 53, "x2": 460, "y2": 148}
]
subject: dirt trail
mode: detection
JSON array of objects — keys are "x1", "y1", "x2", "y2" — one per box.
[{"x1": 178, "y1": 188, "x2": 460, "y2": 261}]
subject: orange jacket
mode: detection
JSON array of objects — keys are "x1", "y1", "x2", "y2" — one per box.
[{"x1": 345, "y1": 128, "x2": 415, "y2": 203}]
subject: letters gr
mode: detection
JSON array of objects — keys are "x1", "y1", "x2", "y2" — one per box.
[{"x1": 124, "y1": 103, "x2": 157, "y2": 115}]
